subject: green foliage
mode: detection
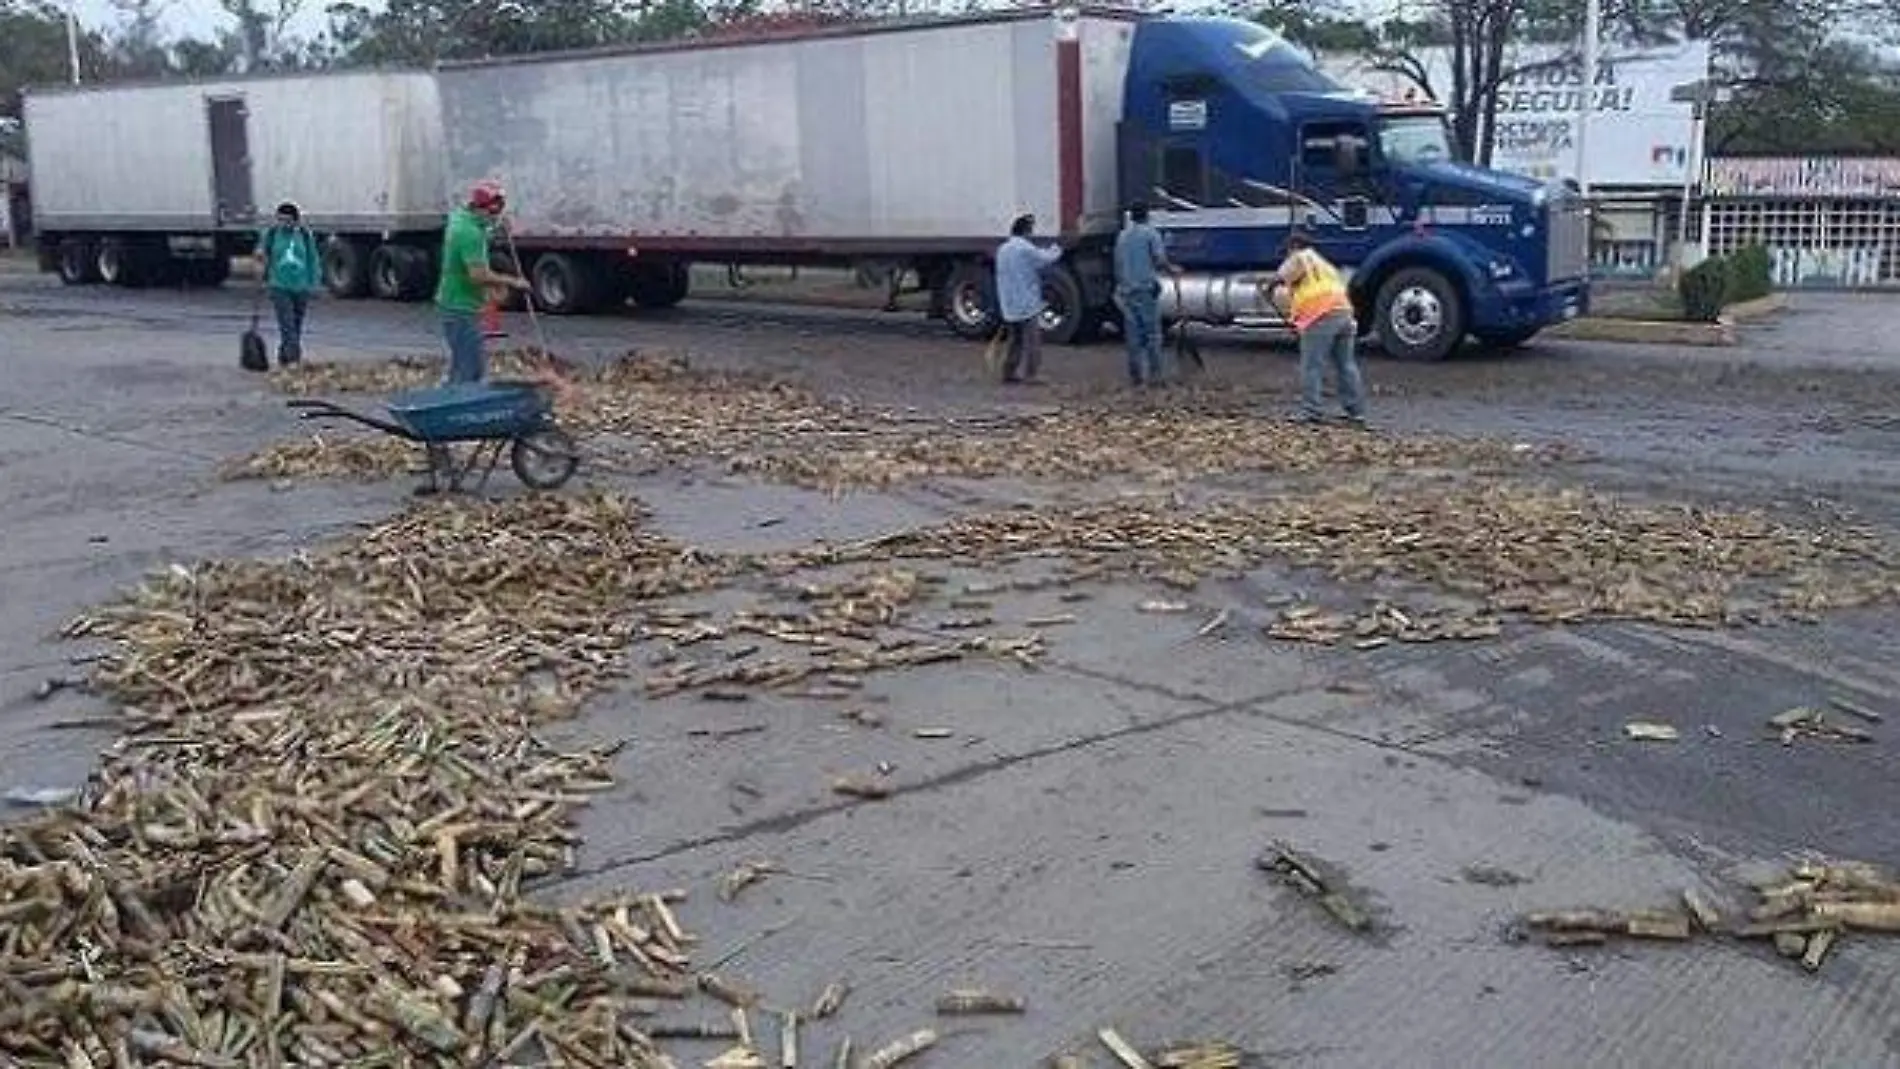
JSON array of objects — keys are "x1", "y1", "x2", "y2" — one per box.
[
  {"x1": 1726, "y1": 245, "x2": 1772, "y2": 303},
  {"x1": 1259, "y1": 0, "x2": 1900, "y2": 166},
  {"x1": 1678, "y1": 257, "x2": 1731, "y2": 323},
  {"x1": 0, "y1": 0, "x2": 96, "y2": 117}
]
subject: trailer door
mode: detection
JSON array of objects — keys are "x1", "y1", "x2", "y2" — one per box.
[{"x1": 206, "y1": 95, "x2": 255, "y2": 227}]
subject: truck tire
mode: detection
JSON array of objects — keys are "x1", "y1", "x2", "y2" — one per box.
[
  {"x1": 324, "y1": 238, "x2": 372, "y2": 298},
  {"x1": 370, "y1": 244, "x2": 423, "y2": 302},
  {"x1": 626, "y1": 262, "x2": 689, "y2": 309},
  {"x1": 58, "y1": 240, "x2": 100, "y2": 285},
  {"x1": 97, "y1": 240, "x2": 149, "y2": 288},
  {"x1": 1039, "y1": 264, "x2": 1086, "y2": 345},
  {"x1": 1475, "y1": 327, "x2": 1540, "y2": 351},
  {"x1": 943, "y1": 261, "x2": 999, "y2": 341},
  {"x1": 531, "y1": 253, "x2": 599, "y2": 315},
  {"x1": 1374, "y1": 266, "x2": 1464, "y2": 362},
  {"x1": 392, "y1": 246, "x2": 434, "y2": 301}
]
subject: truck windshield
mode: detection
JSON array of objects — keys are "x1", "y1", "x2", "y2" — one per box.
[{"x1": 1379, "y1": 116, "x2": 1454, "y2": 166}]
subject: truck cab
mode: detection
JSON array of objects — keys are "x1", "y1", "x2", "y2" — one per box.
[{"x1": 1117, "y1": 16, "x2": 1591, "y2": 360}]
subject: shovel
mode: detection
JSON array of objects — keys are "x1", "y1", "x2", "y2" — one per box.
[{"x1": 239, "y1": 277, "x2": 269, "y2": 373}]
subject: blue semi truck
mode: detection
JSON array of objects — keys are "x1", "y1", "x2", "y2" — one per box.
[
  {"x1": 1109, "y1": 15, "x2": 1592, "y2": 359},
  {"x1": 26, "y1": 7, "x2": 1588, "y2": 360},
  {"x1": 430, "y1": 6, "x2": 1590, "y2": 360}
]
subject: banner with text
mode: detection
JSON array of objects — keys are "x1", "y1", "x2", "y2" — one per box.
[{"x1": 1322, "y1": 41, "x2": 1710, "y2": 188}]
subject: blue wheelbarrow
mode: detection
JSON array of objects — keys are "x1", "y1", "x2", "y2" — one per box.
[{"x1": 286, "y1": 379, "x2": 581, "y2": 494}]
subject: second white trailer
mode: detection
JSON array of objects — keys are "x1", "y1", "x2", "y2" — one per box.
[{"x1": 434, "y1": 8, "x2": 1136, "y2": 335}]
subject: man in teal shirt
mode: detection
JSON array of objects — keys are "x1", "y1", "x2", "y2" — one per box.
[
  {"x1": 253, "y1": 201, "x2": 320, "y2": 366},
  {"x1": 437, "y1": 181, "x2": 530, "y2": 384}
]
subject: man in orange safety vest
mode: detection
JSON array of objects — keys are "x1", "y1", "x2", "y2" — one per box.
[{"x1": 1262, "y1": 233, "x2": 1367, "y2": 426}]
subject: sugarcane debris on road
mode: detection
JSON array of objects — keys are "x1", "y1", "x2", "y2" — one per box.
[
  {"x1": 228, "y1": 350, "x2": 1580, "y2": 491},
  {"x1": 1521, "y1": 860, "x2": 1900, "y2": 975},
  {"x1": 5, "y1": 348, "x2": 1899, "y2": 1066}
]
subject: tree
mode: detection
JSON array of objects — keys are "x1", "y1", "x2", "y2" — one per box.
[
  {"x1": 1243, "y1": 0, "x2": 1378, "y2": 54},
  {"x1": 1595, "y1": 0, "x2": 1900, "y2": 154},
  {"x1": 106, "y1": 0, "x2": 174, "y2": 78},
  {"x1": 219, "y1": 0, "x2": 312, "y2": 71},
  {"x1": 324, "y1": 0, "x2": 641, "y2": 66},
  {"x1": 1, "y1": 0, "x2": 114, "y2": 116},
  {"x1": 1357, "y1": 0, "x2": 1600, "y2": 167}
]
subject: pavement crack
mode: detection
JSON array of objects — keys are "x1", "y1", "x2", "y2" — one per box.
[
  {"x1": 0, "y1": 409, "x2": 219, "y2": 462},
  {"x1": 549, "y1": 684, "x2": 1297, "y2": 886}
]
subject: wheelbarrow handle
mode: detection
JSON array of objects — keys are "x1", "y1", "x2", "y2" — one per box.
[{"x1": 283, "y1": 399, "x2": 418, "y2": 440}]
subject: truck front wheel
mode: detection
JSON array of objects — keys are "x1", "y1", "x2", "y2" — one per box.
[
  {"x1": 1374, "y1": 267, "x2": 1464, "y2": 362},
  {"x1": 943, "y1": 261, "x2": 998, "y2": 341}
]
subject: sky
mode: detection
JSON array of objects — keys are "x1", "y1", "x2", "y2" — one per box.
[{"x1": 68, "y1": 0, "x2": 346, "y2": 40}]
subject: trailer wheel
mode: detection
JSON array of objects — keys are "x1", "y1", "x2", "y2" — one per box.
[
  {"x1": 943, "y1": 261, "x2": 999, "y2": 341},
  {"x1": 1373, "y1": 266, "x2": 1465, "y2": 362},
  {"x1": 626, "y1": 262, "x2": 689, "y2": 309},
  {"x1": 370, "y1": 245, "x2": 421, "y2": 302},
  {"x1": 58, "y1": 240, "x2": 100, "y2": 285},
  {"x1": 1039, "y1": 265, "x2": 1087, "y2": 346},
  {"x1": 97, "y1": 241, "x2": 149, "y2": 288},
  {"x1": 324, "y1": 238, "x2": 372, "y2": 299},
  {"x1": 388, "y1": 246, "x2": 434, "y2": 301},
  {"x1": 532, "y1": 254, "x2": 599, "y2": 315}
]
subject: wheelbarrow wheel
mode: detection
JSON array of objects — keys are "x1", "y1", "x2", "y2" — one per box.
[{"x1": 510, "y1": 428, "x2": 580, "y2": 490}]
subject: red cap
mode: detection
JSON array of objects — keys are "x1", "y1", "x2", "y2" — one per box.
[{"x1": 469, "y1": 180, "x2": 506, "y2": 213}]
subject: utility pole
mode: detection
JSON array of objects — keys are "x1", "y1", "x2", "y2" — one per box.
[
  {"x1": 1575, "y1": 0, "x2": 1599, "y2": 196},
  {"x1": 66, "y1": 1, "x2": 83, "y2": 85}
]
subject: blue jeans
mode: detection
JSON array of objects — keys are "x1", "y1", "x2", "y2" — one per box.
[
  {"x1": 1120, "y1": 288, "x2": 1163, "y2": 383},
  {"x1": 269, "y1": 289, "x2": 308, "y2": 364},
  {"x1": 441, "y1": 312, "x2": 485, "y2": 384},
  {"x1": 1298, "y1": 310, "x2": 1366, "y2": 419}
]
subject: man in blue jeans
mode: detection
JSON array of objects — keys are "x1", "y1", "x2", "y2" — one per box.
[
  {"x1": 254, "y1": 202, "x2": 320, "y2": 366},
  {"x1": 1112, "y1": 201, "x2": 1181, "y2": 387},
  {"x1": 435, "y1": 181, "x2": 530, "y2": 385},
  {"x1": 994, "y1": 213, "x2": 1064, "y2": 385}
]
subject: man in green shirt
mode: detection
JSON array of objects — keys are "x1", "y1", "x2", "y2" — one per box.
[
  {"x1": 253, "y1": 201, "x2": 321, "y2": 366},
  {"x1": 436, "y1": 181, "x2": 530, "y2": 384}
]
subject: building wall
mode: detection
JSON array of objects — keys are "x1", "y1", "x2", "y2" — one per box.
[{"x1": 1701, "y1": 158, "x2": 1900, "y2": 289}]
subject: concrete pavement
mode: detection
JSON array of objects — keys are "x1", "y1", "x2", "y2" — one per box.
[{"x1": 3, "y1": 273, "x2": 1899, "y2": 1066}]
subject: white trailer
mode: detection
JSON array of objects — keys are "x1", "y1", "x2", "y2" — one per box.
[
  {"x1": 24, "y1": 71, "x2": 446, "y2": 296},
  {"x1": 436, "y1": 8, "x2": 1137, "y2": 338}
]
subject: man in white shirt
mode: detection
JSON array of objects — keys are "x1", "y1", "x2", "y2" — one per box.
[{"x1": 993, "y1": 213, "x2": 1063, "y2": 385}]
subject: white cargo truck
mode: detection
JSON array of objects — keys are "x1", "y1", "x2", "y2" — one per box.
[{"x1": 25, "y1": 71, "x2": 447, "y2": 296}]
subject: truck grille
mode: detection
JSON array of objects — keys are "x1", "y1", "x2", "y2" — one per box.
[{"x1": 1546, "y1": 199, "x2": 1590, "y2": 283}]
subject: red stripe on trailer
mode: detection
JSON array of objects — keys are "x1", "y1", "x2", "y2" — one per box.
[{"x1": 1056, "y1": 35, "x2": 1084, "y2": 235}]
